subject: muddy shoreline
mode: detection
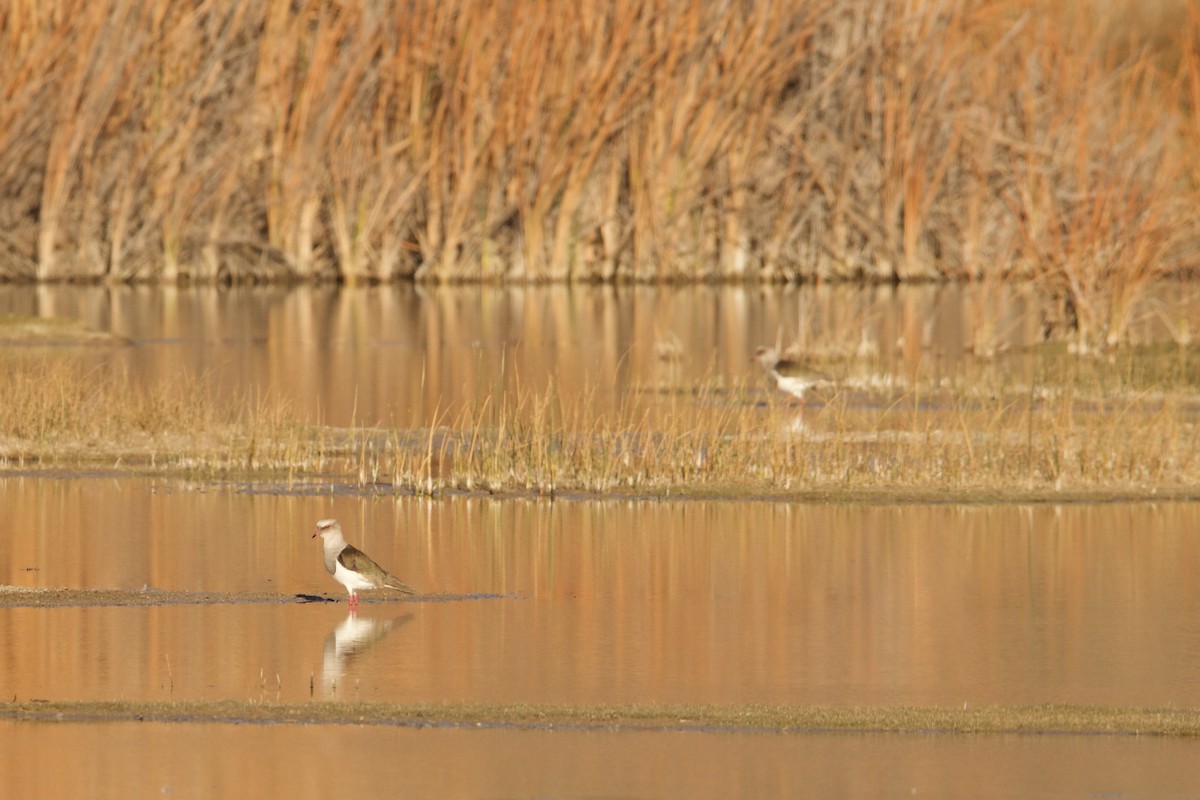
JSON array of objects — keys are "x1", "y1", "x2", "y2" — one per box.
[
  {"x1": 3, "y1": 698, "x2": 1199, "y2": 737},
  {"x1": 0, "y1": 587, "x2": 506, "y2": 608},
  {"x1": 4, "y1": 467, "x2": 1200, "y2": 507}
]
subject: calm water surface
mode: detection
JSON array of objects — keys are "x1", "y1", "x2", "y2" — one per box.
[
  {"x1": 4, "y1": 284, "x2": 1200, "y2": 797},
  {"x1": 4, "y1": 281, "x2": 1198, "y2": 427},
  {"x1": 3, "y1": 721, "x2": 1199, "y2": 799},
  {"x1": 2, "y1": 283, "x2": 984, "y2": 428},
  {"x1": 3, "y1": 477, "x2": 1199, "y2": 710}
]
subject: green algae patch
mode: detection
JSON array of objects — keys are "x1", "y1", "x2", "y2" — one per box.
[{"x1": 4, "y1": 700, "x2": 1199, "y2": 737}]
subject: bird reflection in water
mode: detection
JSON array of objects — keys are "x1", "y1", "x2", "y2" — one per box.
[{"x1": 320, "y1": 611, "x2": 414, "y2": 695}]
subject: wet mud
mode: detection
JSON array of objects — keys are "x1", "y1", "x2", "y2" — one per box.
[
  {"x1": 0, "y1": 587, "x2": 506, "y2": 608},
  {"x1": 3, "y1": 698, "x2": 1198, "y2": 737}
]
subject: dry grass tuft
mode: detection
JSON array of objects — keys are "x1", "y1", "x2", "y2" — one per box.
[
  {"x1": 2, "y1": 352, "x2": 1198, "y2": 498},
  {"x1": 0, "y1": 358, "x2": 306, "y2": 471}
]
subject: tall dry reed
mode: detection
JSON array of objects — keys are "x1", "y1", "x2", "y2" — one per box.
[{"x1": 0, "y1": 0, "x2": 1197, "y2": 348}]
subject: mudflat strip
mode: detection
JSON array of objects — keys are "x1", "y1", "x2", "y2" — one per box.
[
  {"x1": 2, "y1": 699, "x2": 1199, "y2": 737},
  {"x1": 0, "y1": 587, "x2": 340, "y2": 607},
  {"x1": 0, "y1": 587, "x2": 505, "y2": 607}
]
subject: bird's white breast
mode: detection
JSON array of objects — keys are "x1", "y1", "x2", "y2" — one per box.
[
  {"x1": 774, "y1": 373, "x2": 815, "y2": 398},
  {"x1": 332, "y1": 559, "x2": 378, "y2": 594}
]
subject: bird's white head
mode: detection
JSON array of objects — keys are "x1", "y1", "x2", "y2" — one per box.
[
  {"x1": 312, "y1": 518, "x2": 344, "y2": 543},
  {"x1": 753, "y1": 345, "x2": 781, "y2": 371}
]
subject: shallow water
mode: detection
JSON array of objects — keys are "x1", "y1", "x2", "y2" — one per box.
[
  {"x1": 4, "y1": 283, "x2": 1200, "y2": 797},
  {"x1": 3, "y1": 720, "x2": 1200, "y2": 799},
  {"x1": 3, "y1": 281, "x2": 1198, "y2": 428},
  {"x1": 1, "y1": 283, "x2": 973, "y2": 426},
  {"x1": 3, "y1": 476, "x2": 1200, "y2": 710}
]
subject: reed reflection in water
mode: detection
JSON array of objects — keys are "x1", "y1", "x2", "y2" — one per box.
[
  {"x1": 3, "y1": 478, "x2": 1199, "y2": 709},
  {"x1": 10, "y1": 281, "x2": 1193, "y2": 428}
]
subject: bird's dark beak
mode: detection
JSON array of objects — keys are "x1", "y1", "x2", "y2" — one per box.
[{"x1": 311, "y1": 530, "x2": 319, "y2": 539}]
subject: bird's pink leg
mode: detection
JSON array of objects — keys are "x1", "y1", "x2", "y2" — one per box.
[{"x1": 348, "y1": 593, "x2": 358, "y2": 609}]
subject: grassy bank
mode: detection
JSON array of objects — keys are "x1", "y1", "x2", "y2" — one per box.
[
  {"x1": 2, "y1": 1, "x2": 1199, "y2": 350},
  {"x1": 2, "y1": 352, "x2": 1198, "y2": 498},
  {"x1": 5, "y1": 699, "x2": 1199, "y2": 736}
]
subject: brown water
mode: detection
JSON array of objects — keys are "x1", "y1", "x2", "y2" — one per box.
[
  {"x1": 0, "y1": 283, "x2": 943, "y2": 430},
  {"x1": 4, "y1": 284, "x2": 1200, "y2": 797},
  {"x1": 3, "y1": 477, "x2": 1200, "y2": 711},
  {"x1": 3, "y1": 720, "x2": 1199, "y2": 799},
  {"x1": 4, "y1": 281, "x2": 1198, "y2": 428}
]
